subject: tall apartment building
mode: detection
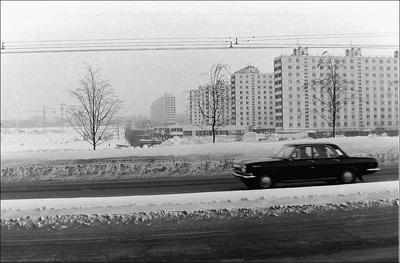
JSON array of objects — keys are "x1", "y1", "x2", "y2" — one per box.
[
  {"x1": 231, "y1": 66, "x2": 275, "y2": 131},
  {"x1": 188, "y1": 66, "x2": 275, "y2": 131},
  {"x1": 274, "y1": 47, "x2": 399, "y2": 133},
  {"x1": 188, "y1": 82, "x2": 231, "y2": 126},
  {"x1": 150, "y1": 93, "x2": 176, "y2": 125}
]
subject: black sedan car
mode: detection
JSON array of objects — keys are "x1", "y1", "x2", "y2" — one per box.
[{"x1": 233, "y1": 143, "x2": 380, "y2": 189}]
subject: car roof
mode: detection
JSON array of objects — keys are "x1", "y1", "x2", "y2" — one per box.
[{"x1": 283, "y1": 142, "x2": 339, "y2": 147}]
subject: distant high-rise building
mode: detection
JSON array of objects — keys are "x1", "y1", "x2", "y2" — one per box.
[
  {"x1": 230, "y1": 66, "x2": 275, "y2": 130},
  {"x1": 150, "y1": 93, "x2": 176, "y2": 125},
  {"x1": 188, "y1": 81, "x2": 231, "y2": 126},
  {"x1": 274, "y1": 47, "x2": 399, "y2": 133}
]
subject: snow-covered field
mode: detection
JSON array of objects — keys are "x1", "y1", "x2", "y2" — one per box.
[
  {"x1": 1, "y1": 127, "x2": 398, "y2": 162},
  {"x1": 1, "y1": 127, "x2": 127, "y2": 153},
  {"x1": 1, "y1": 180, "x2": 398, "y2": 220}
]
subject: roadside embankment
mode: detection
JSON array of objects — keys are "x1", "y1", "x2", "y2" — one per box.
[
  {"x1": 1, "y1": 136, "x2": 398, "y2": 184},
  {"x1": 1, "y1": 153, "x2": 398, "y2": 185},
  {"x1": 1, "y1": 157, "x2": 235, "y2": 184},
  {"x1": 1, "y1": 180, "x2": 398, "y2": 229}
]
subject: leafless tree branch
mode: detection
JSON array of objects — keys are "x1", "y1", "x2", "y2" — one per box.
[
  {"x1": 66, "y1": 64, "x2": 122, "y2": 150},
  {"x1": 305, "y1": 52, "x2": 351, "y2": 137}
]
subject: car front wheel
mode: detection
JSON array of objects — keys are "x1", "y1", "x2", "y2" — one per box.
[
  {"x1": 241, "y1": 179, "x2": 257, "y2": 189},
  {"x1": 339, "y1": 169, "x2": 356, "y2": 184},
  {"x1": 258, "y1": 175, "x2": 275, "y2": 189}
]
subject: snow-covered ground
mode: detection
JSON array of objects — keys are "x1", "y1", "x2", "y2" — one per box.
[
  {"x1": 1, "y1": 127, "x2": 398, "y2": 163},
  {"x1": 1, "y1": 127, "x2": 127, "y2": 153},
  {"x1": 1, "y1": 180, "x2": 398, "y2": 220},
  {"x1": 1, "y1": 127, "x2": 397, "y2": 184}
]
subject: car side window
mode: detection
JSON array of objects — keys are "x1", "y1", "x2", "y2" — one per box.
[
  {"x1": 292, "y1": 146, "x2": 312, "y2": 160},
  {"x1": 313, "y1": 145, "x2": 339, "y2": 159}
]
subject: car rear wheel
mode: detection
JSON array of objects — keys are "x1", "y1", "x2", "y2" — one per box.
[
  {"x1": 258, "y1": 175, "x2": 274, "y2": 189},
  {"x1": 339, "y1": 169, "x2": 356, "y2": 184}
]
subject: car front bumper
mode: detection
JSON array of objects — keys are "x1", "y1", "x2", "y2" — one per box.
[{"x1": 233, "y1": 172, "x2": 256, "y2": 179}]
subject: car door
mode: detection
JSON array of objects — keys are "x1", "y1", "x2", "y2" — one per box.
[
  {"x1": 286, "y1": 146, "x2": 315, "y2": 180},
  {"x1": 311, "y1": 145, "x2": 341, "y2": 179}
]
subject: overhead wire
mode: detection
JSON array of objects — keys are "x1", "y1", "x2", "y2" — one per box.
[
  {"x1": 1, "y1": 44, "x2": 398, "y2": 55},
  {"x1": 5, "y1": 32, "x2": 397, "y2": 43},
  {"x1": 1, "y1": 33, "x2": 398, "y2": 54},
  {"x1": 4, "y1": 32, "x2": 398, "y2": 45},
  {"x1": 5, "y1": 34, "x2": 399, "y2": 50}
]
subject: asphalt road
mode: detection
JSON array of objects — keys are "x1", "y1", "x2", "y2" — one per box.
[
  {"x1": 1, "y1": 165, "x2": 398, "y2": 200},
  {"x1": 1, "y1": 205, "x2": 398, "y2": 262}
]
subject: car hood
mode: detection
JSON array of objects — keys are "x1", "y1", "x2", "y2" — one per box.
[{"x1": 236, "y1": 157, "x2": 281, "y2": 165}]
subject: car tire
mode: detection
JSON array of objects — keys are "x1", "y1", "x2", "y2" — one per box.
[
  {"x1": 242, "y1": 179, "x2": 257, "y2": 189},
  {"x1": 258, "y1": 175, "x2": 275, "y2": 189},
  {"x1": 339, "y1": 169, "x2": 356, "y2": 184}
]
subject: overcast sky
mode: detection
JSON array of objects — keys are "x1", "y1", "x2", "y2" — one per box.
[{"x1": 1, "y1": 1, "x2": 399, "y2": 120}]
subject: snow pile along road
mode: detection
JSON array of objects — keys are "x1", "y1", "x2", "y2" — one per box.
[
  {"x1": 2, "y1": 181, "x2": 398, "y2": 220},
  {"x1": 1, "y1": 135, "x2": 398, "y2": 184}
]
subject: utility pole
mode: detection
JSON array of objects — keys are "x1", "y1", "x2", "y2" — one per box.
[
  {"x1": 117, "y1": 122, "x2": 120, "y2": 139},
  {"x1": 59, "y1": 103, "x2": 66, "y2": 129}
]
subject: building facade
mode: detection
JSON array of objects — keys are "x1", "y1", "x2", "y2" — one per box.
[
  {"x1": 188, "y1": 81, "x2": 231, "y2": 126},
  {"x1": 150, "y1": 93, "x2": 176, "y2": 125},
  {"x1": 230, "y1": 66, "x2": 275, "y2": 131},
  {"x1": 274, "y1": 47, "x2": 399, "y2": 133}
]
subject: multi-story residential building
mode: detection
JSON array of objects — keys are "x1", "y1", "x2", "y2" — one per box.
[
  {"x1": 188, "y1": 66, "x2": 275, "y2": 132},
  {"x1": 274, "y1": 47, "x2": 399, "y2": 134},
  {"x1": 231, "y1": 66, "x2": 275, "y2": 131},
  {"x1": 150, "y1": 93, "x2": 176, "y2": 125},
  {"x1": 188, "y1": 81, "x2": 231, "y2": 126}
]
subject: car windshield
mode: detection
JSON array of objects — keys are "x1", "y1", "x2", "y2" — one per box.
[{"x1": 274, "y1": 145, "x2": 295, "y2": 159}]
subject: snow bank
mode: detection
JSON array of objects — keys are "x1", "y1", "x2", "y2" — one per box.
[
  {"x1": 1, "y1": 129, "x2": 398, "y2": 183},
  {"x1": 160, "y1": 135, "x2": 237, "y2": 146},
  {"x1": 1, "y1": 158, "x2": 233, "y2": 184},
  {"x1": 1, "y1": 180, "x2": 398, "y2": 220},
  {"x1": 2, "y1": 135, "x2": 398, "y2": 163}
]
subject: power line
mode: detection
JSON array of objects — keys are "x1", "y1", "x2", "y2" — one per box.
[
  {"x1": 6, "y1": 42, "x2": 398, "y2": 51},
  {"x1": 5, "y1": 35, "x2": 398, "y2": 50},
  {"x1": 1, "y1": 44, "x2": 398, "y2": 55},
  {"x1": 237, "y1": 32, "x2": 398, "y2": 39},
  {"x1": 2, "y1": 32, "x2": 397, "y2": 54},
  {"x1": 5, "y1": 42, "x2": 230, "y2": 50},
  {"x1": 5, "y1": 32, "x2": 398, "y2": 45}
]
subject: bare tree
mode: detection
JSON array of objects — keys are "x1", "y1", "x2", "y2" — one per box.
[
  {"x1": 304, "y1": 51, "x2": 350, "y2": 137},
  {"x1": 66, "y1": 64, "x2": 122, "y2": 150},
  {"x1": 194, "y1": 63, "x2": 230, "y2": 143}
]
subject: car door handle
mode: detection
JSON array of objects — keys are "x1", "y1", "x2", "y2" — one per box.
[
  {"x1": 307, "y1": 160, "x2": 315, "y2": 163},
  {"x1": 333, "y1": 159, "x2": 340, "y2": 162}
]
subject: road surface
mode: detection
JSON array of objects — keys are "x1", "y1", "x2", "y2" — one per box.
[
  {"x1": 1, "y1": 205, "x2": 398, "y2": 262},
  {"x1": 1, "y1": 165, "x2": 397, "y2": 199}
]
